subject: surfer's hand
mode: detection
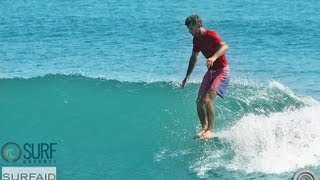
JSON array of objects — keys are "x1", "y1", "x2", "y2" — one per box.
[
  {"x1": 181, "y1": 77, "x2": 189, "y2": 88},
  {"x1": 206, "y1": 58, "x2": 215, "y2": 68}
]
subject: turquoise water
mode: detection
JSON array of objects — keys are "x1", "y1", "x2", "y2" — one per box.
[{"x1": 1, "y1": 0, "x2": 320, "y2": 179}]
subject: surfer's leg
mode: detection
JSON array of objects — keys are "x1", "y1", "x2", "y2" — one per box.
[
  {"x1": 196, "y1": 70, "x2": 212, "y2": 137},
  {"x1": 200, "y1": 90, "x2": 216, "y2": 139},
  {"x1": 196, "y1": 97, "x2": 207, "y2": 136}
]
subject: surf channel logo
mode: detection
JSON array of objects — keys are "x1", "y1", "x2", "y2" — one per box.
[
  {"x1": 1, "y1": 142, "x2": 22, "y2": 163},
  {"x1": 1, "y1": 142, "x2": 57, "y2": 164}
]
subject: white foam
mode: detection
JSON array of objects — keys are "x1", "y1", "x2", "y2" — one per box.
[{"x1": 216, "y1": 104, "x2": 320, "y2": 174}]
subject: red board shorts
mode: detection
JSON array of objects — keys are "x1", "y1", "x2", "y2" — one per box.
[{"x1": 198, "y1": 65, "x2": 230, "y2": 98}]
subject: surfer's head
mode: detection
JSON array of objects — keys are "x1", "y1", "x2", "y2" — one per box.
[{"x1": 185, "y1": 14, "x2": 203, "y2": 36}]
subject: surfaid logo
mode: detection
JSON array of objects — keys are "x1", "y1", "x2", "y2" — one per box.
[{"x1": 1, "y1": 142, "x2": 57, "y2": 164}]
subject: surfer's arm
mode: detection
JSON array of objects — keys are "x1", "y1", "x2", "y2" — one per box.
[
  {"x1": 186, "y1": 51, "x2": 199, "y2": 78},
  {"x1": 207, "y1": 42, "x2": 229, "y2": 68},
  {"x1": 182, "y1": 51, "x2": 199, "y2": 88}
]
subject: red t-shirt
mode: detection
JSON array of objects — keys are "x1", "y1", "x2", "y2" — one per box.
[{"x1": 193, "y1": 30, "x2": 228, "y2": 70}]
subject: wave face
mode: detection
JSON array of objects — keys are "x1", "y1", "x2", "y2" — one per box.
[{"x1": 1, "y1": 74, "x2": 319, "y2": 178}]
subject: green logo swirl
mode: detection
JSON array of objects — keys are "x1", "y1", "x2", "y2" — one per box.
[{"x1": 1, "y1": 142, "x2": 21, "y2": 162}]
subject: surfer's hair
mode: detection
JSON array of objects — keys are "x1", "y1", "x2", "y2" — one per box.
[{"x1": 185, "y1": 14, "x2": 203, "y2": 27}]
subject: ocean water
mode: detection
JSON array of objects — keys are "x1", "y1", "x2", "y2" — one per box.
[{"x1": 1, "y1": 0, "x2": 320, "y2": 179}]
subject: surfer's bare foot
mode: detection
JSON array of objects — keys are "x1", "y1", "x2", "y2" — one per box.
[
  {"x1": 200, "y1": 130, "x2": 214, "y2": 139},
  {"x1": 197, "y1": 129, "x2": 206, "y2": 137}
]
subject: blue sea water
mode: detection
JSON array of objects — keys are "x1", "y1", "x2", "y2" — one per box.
[{"x1": 1, "y1": 0, "x2": 320, "y2": 179}]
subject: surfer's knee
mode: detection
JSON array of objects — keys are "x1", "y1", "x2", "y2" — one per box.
[
  {"x1": 197, "y1": 97, "x2": 212, "y2": 106},
  {"x1": 196, "y1": 97, "x2": 206, "y2": 107},
  {"x1": 203, "y1": 98, "x2": 213, "y2": 106}
]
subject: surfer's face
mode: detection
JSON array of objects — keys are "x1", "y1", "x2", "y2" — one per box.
[{"x1": 187, "y1": 24, "x2": 200, "y2": 36}]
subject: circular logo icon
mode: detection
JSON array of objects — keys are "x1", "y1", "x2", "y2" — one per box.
[
  {"x1": 293, "y1": 169, "x2": 317, "y2": 180},
  {"x1": 1, "y1": 142, "x2": 21, "y2": 162}
]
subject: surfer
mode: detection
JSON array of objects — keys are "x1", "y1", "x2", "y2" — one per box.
[{"x1": 182, "y1": 14, "x2": 230, "y2": 139}]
